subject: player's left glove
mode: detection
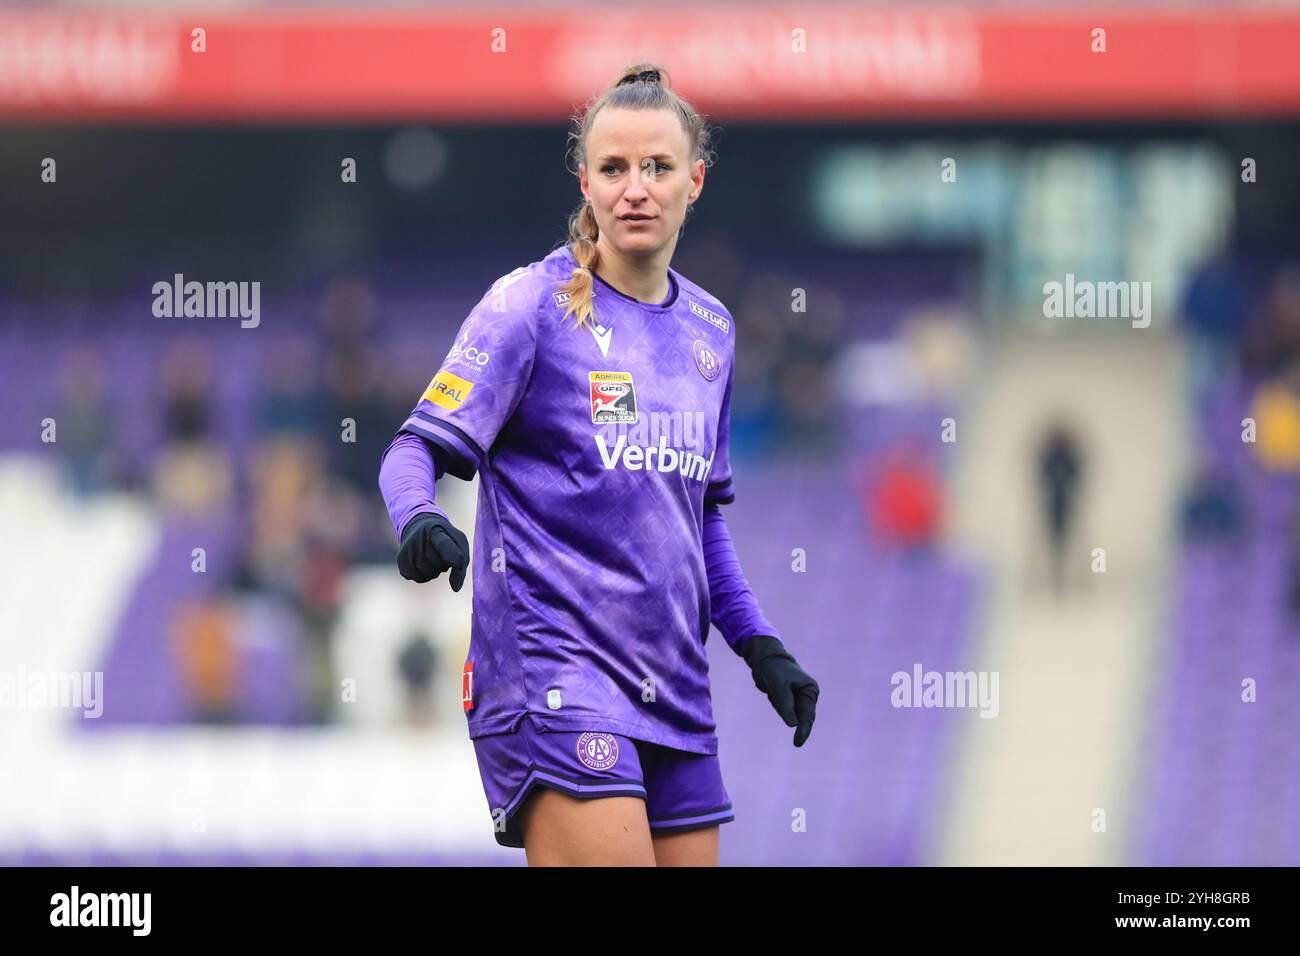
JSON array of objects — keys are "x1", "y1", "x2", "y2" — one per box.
[{"x1": 741, "y1": 635, "x2": 819, "y2": 747}]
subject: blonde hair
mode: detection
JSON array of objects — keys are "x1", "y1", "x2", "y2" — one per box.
[{"x1": 555, "y1": 63, "x2": 716, "y2": 330}]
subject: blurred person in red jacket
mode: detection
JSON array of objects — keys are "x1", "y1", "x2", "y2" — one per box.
[{"x1": 866, "y1": 442, "x2": 942, "y2": 549}]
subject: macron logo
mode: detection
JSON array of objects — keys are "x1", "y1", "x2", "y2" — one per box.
[
  {"x1": 689, "y1": 300, "x2": 729, "y2": 334},
  {"x1": 595, "y1": 433, "x2": 715, "y2": 483},
  {"x1": 553, "y1": 291, "x2": 613, "y2": 357},
  {"x1": 588, "y1": 322, "x2": 613, "y2": 358}
]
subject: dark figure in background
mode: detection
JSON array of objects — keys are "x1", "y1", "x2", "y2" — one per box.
[
  {"x1": 1037, "y1": 422, "x2": 1084, "y2": 596},
  {"x1": 396, "y1": 633, "x2": 439, "y2": 728},
  {"x1": 154, "y1": 340, "x2": 232, "y2": 516}
]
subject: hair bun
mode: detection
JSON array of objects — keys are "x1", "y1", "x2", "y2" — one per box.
[{"x1": 622, "y1": 68, "x2": 662, "y2": 86}]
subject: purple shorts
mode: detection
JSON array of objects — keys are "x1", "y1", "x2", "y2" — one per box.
[{"x1": 472, "y1": 715, "x2": 734, "y2": 848}]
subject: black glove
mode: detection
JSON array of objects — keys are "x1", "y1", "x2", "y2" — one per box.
[
  {"x1": 741, "y1": 635, "x2": 819, "y2": 747},
  {"x1": 397, "y1": 512, "x2": 470, "y2": 591}
]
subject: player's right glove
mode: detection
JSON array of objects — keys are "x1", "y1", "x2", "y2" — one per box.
[{"x1": 396, "y1": 512, "x2": 470, "y2": 591}]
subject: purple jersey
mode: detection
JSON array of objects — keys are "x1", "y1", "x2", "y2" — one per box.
[{"x1": 398, "y1": 245, "x2": 741, "y2": 754}]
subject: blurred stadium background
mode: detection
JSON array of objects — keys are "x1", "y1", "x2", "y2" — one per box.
[{"x1": 1, "y1": 2, "x2": 1299, "y2": 866}]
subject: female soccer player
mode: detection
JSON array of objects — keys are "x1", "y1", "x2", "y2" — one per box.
[{"x1": 378, "y1": 64, "x2": 819, "y2": 866}]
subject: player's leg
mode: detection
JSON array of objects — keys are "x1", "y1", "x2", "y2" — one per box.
[
  {"x1": 471, "y1": 719, "x2": 651, "y2": 858},
  {"x1": 639, "y1": 740, "x2": 734, "y2": 867},
  {"x1": 650, "y1": 825, "x2": 719, "y2": 867},
  {"x1": 518, "y1": 790, "x2": 656, "y2": 866}
]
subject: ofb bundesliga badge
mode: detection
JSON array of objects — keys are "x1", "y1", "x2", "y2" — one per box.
[{"x1": 589, "y1": 371, "x2": 638, "y2": 423}]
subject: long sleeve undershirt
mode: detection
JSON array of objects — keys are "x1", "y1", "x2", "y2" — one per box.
[
  {"x1": 702, "y1": 501, "x2": 778, "y2": 653},
  {"x1": 378, "y1": 430, "x2": 446, "y2": 541},
  {"x1": 378, "y1": 429, "x2": 778, "y2": 652}
]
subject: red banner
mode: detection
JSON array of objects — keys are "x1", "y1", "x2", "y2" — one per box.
[{"x1": 1, "y1": 8, "x2": 1297, "y2": 122}]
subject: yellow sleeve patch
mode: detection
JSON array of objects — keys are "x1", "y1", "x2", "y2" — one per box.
[{"x1": 422, "y1": 370, "x2": 475, "y2": 410}]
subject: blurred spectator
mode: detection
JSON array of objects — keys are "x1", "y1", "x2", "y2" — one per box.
[
  {"x1": 396, "y1": 633, "x2": 439, "y2": 728},
  {"x1": 777, "y1": 354, "x2": 838, "y2": 454},
  {"x1": 236, "y1": 432, "x2": 351, "y2": 723},
  {"x1": 254, "y1": 337, "x2": 324, "y2": 438},
  {"x1": 325, "y1": 347, "x2": 396, "y2": 498},
  {"x1": 242, "y1": 439, "x2": 322, "y2": 596},
  {"x1": 171, "y1": 599, "x2": 241, "y2": 724},
  {"x1": 297, "y1": 541, "x2": 348, "y2": 724},
  {"x1": 152, "y1": 339, "x2": 233, "y2": 517},
  {"x1": 161, "y1": 339, "x2": 212, "y2": 442},
  {"x1": 1242, "y1": 266, "x2": 1300, "y2": 379},
  {"x1": 730, "y1": 279, "x2": 784, "y2": 456},
  {"x1": 866, "y1": 442, "x2": 942, "y2": 549},
  {"x1": 54, "y1": 347, "x2": 119, "y2": 497},
  {"x1": 739, "y1": 275, "x2": 843, "y2": 456},
  {"x1": 1248, "y1": 363, "x2": 1300, "y2": 472},
  {"x1": 1181, "y1": 449, "x2": 1243, "y2": 542},
  {"x1": 318, "y1": 276, "x2": 379, "y2": 358},
  {"x1": 1182, "y1": 253, "x2": 1248, "y2": 394},
  {"x1": 1037, "y1": 421, "x2": 1085, "y2": 596},
  {"x1": 901, "y1": 305, "x2": 978, "y2": 397}
]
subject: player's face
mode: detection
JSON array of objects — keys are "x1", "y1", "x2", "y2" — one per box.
[{"x1": 579, "y1": 107, "x2": 704, "y2": 258}]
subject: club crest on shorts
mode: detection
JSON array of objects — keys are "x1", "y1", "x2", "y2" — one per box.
[
  {"x1": 576, "y1": 732, "x2": 620, "y2": 771},
  {"x1": 589, "y1": 371, "x2": 637, "y2": 424},
  {"x1": 693, "y1": 340, "x2": 722, "y2": 382}
]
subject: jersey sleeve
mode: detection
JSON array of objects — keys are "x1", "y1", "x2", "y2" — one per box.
[
  {"x1": 704, "y1": 355, "x2": 736, "y2": 506},
  {"x1": 397, "y1": 270, "x2": 540, "y2": 480}
]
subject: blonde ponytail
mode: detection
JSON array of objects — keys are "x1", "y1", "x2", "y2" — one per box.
[{"x1": 557, "y1": 200, "x2": 600, "y2": 330}]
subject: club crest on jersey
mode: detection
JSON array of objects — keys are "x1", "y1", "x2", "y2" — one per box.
[
  {"x1": 576, "y1": 732, "x2": 619, "y2": 771},
  {"x1": 693, "y1": 340, "x2": 722, "y2": 382},
  {"x1": 589, "y1": 371, "x2": 637, "y2": 424},
  {"x1": 462, "y1": 661, "x2": 474, "y2": 712},
  {"x1": 423, "y1": 370, "x2": 474, "y2": 410},
  {"x1": 689, "y1": 300, "x2": 730, "y2": 334}
]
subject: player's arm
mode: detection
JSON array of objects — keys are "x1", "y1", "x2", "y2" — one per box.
[
  {"x1": 702, "y1": 501, "x2": 818, "y2": 747},
  {"x1": 704, "y1": 350, "x2": 819, "y2": 746},
  {"x1": 378, "y1": 430, "x2": 469, "y2": 589}
]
